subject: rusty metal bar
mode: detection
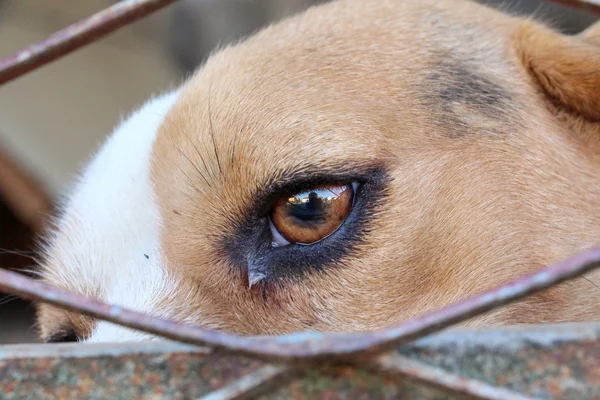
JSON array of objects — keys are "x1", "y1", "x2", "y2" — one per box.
[
  {"x1": 0, "y1": 0, "x2": 180, "y2": 86},
  {"x1": 1, "y1": 247, "x2": 600, "y2": 362},
  {"x1": 199, "y1": 365, "x2": 293, "y2": 400},
  {"x1": 373, "y1": 354, "x2": 533, "y2": 400},
  {"x1": 2, "y1": 323, "x2": 599, "y2": 399}
]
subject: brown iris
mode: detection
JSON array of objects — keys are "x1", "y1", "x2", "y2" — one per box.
[{"x1": 270, "y1": 184, "x2": 355, "y2": 245}]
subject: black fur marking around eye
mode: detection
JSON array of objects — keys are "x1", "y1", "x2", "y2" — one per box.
[
  {"x1": 218, "y1": 162, "x2": 391, "y2": 286},
  {"x1": 46, "y1": 328, "x2": 78, "y2": 343},
  {"x1": 420, "y1": 57, "x2": 518, "y2": 137}
]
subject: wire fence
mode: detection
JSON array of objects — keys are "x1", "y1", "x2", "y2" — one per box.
[{"x1": 1, "y1": 0, "x2": 599, "y2": 398}]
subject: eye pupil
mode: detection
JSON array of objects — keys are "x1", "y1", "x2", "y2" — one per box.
[
  {"x1": 271, "y1": 183, "x2": 355, "y2": 245},
  {"x1": 287, "y1": 191, "x2": 327, "y2": 222}
]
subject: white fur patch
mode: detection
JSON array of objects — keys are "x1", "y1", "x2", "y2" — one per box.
[{"x1": 42, "y1": 90, "x2": 181, "y2": 343}]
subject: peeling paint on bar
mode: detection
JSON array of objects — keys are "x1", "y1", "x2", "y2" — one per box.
[{"x1": 1, "y1": 324, "x2": 599, "y2": 399}]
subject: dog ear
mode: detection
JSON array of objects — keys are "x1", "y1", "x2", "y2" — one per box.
[{"x1": 513, "y1": 21, "x2": 600, "y2": 121}]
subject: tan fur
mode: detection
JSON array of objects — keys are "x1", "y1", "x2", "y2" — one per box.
[
  {"x1": 36, "y1": 305, "x2": 94, "y2": 342},
  {"x1": 514, "y1": 21, "x2": 600, "y2": 121},
  {"x1": 38, "y1": 0, "x2": 600, "y2": 338}
]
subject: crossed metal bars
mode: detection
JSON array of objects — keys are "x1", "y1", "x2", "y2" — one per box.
[
  {"x1": 2, "y1": 248, "x2": 600, "y2": 398},
  {"x1": 0, "y1": 0, "x2": 600, "y2": 399},
  {"x1": 2, "y1": 322, "x2": 600, "y2": 399}
]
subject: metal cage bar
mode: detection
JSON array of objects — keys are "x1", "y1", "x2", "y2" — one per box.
[
  {"x1": 0, "y1": 0, "x2": 179, "y2": 86},
  {"x1": 2, "y1": 247, "x2": 600, "y2": 362}
]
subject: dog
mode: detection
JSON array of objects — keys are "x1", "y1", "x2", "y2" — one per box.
[{"x1": 36, "y1": 0, "x2": 600, "y2": 343}]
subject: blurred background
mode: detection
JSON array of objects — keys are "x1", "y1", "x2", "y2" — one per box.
[{"x1": 0, "y1": 0, "x2": 597, "y2": 344}]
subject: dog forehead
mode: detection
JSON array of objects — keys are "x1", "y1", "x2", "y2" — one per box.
[
  {"x1": 149, "y1": 2, "x2": 518, "y2": 233},
  {"x1": 153, "y1": 34, "x2": 514, "y2": 200}
]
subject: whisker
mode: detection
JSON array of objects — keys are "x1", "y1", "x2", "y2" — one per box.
[
  {"x1": 179, "y1": 149, "x2": 211, "y2": 189},
  {"x1": 18, "y1": 267, "x2": 43, "y2": 278},
  {"x1": 149, "y1": 108, "x2": 214, "y2": 191},
  {"x1": 582, "y1": 275, "x2": 600, "y2": 294},
  {"x1": 148, "y1": 93, "x2": 218, "y2": 187},
  {"x1": 0, "y1": 249, "x2": 36, "y2": 258},
  {"x1": 187, "y1": 139, "x2": 212, "y2": 187},
  {"x1": 208, "y1": 80, "x2": 223, "y2": 176},
  {"x1": 0, "y1": 295, "x2": 19, "y2": 307}
]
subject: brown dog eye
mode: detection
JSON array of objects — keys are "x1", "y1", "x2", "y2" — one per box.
[{"x1": 270, "y1": 183, "x2": 357, "y2": 246}]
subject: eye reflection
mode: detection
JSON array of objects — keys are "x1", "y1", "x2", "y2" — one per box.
[{"x1": 270, "y1": 183, "x2": 357, "y2": 245}]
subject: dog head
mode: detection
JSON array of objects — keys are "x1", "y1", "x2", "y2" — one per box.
[{"x1": 37, "y1": 0, "x2": 600, "y2": 343}]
